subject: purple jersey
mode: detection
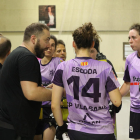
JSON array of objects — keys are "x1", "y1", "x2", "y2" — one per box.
[
  {"x1": 39, "y1": 57, "x2": 63, "y2": 105},
  {"x1": 123, "y1": 51, "x2": 140, "y2": 113},
  {"x1": 53, "y1": 57, "x2": 120, "y2": 134}
]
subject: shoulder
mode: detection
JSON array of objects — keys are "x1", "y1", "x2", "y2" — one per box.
[
  {"x1": 94, "y1": 60, "x2": 112, "y2": 75},
  {"x1": 106, "y1": 59, "x2": 114, "y2": 69},
  {"x1": 14, "y1": 46, "x2": 35, "y2": 57},
  {"x1": 14, "y1": 46, "x2": 32, "y2": 54},
  {"x1": 19, "y1": 53, "x2": 37, "y2": 62},
  {"x1": 55, "y1": 59, "x2": 67, "y2": 70},
  {"x1": 106, "y1": 59, "x2": 112, "y2": 66},
  {"x1": 15, "y1": 48, "x2": 39, "y2": 65},
  {"x1": 124, "y1": 52, "x2": 137, "y2": 68},
  {"x1": 52, "y1": 57, "x2": 63, "y2": 62},
  {"x1": 95, "y1": 59, "x2": 111, "y2": 69},
  {"x1": 8, "y1": 46, "x2": 37, "y2": 63},
  {"x1": 126, "y1": 51, "x2": 137, "y2": 62},
  {"x1": 51, "y1": 57, "x2": 63, "y2": 65}
]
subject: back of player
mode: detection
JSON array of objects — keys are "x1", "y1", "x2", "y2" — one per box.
[
  {"x1": 51, "y1": 22, "x2": 121, "y2": 140},
  {"x1": 55, "y1": 57, "x2": 119, "y2": 139}
]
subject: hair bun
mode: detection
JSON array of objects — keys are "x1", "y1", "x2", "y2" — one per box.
[{"x1": 72, "y1": 22, "x2": 99, "y2": 49}]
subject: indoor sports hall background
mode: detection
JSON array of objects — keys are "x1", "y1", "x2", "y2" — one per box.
[{"x1": 0, "y1": 0, "x2": 139, "y2": 139}]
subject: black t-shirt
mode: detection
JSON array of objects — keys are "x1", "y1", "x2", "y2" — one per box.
[{"x1": 0, "y1": 46, "x2": 42, "y2": 137}]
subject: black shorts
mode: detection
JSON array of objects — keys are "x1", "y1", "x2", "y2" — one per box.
[
  {"x1": 129, "y1": 111, "x2": 140, "y2": 139},
  {"x1": 68, "y1": 129, "x2": 116, "y2": 140},
  {"x1": 35, "y1": 107, "x2": 52, "y2": 135},
  {"x1": 35, "y1": 119, "x2": 50, "y2": 135}
]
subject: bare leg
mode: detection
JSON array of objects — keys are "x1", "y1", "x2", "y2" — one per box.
[{"x1": 43, "y1": 126, "x2": 56, "y2": 140}]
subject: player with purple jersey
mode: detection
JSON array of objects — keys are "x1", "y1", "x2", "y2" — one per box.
[
  {"x1": 39, "y1": 56, "x2": 63, "y2": 104},
  {"x1": 34, "y1": 35, "x2": 62, "y2": 140},
  {"x1": 51, "y1": 23, "x2": 122, "y2": 140},
  {"x1": 120, "y1": 23, "x2": 140, "y2": 140},
  {"x1": 39, "y1": 57, "x2": 62, "y2": 140},
  {"x1": 54, "y1": 39, "x2": 67, "y2": 61}
]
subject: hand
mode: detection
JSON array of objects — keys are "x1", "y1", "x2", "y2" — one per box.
[
  {"x1": 114, "y1": 101, "x2": 122, "y2": 113},
  {"x1": 56, "y1": 123, "x2": 68, "y2": 140},
  {"x1": 109, "y1": 101, "x2": 122, "y2": 118}
]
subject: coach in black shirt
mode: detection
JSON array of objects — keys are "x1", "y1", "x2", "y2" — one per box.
[{"x1": 0, "y1": 23, "x2": 52, "y2": 140}]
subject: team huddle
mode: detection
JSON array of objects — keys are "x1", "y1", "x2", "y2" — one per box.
[{"x1": 0, "y1": 22, "x2": 139, "y2": 140}]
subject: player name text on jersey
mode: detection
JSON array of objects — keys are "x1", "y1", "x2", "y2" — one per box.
[{"x1": 72, "y1": 67, "x2": 97, "y2": 74}]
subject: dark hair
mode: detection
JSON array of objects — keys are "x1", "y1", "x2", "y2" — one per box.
[
  {"x1": 23, "y1": 23, "x2": 49, "y2": 42},
  {"x1": 72, "y1": 22, "x2": 98, "y2": 49},
  {"x1": 46, "y1": 6, "x2": 52, "y2": 11},
  {"x1": 94, "y1": 39, "x2": 100, "y2": 52},
  {"x1": 0, "y1": 37, "x2": 11, "y2": 59},
  {"x1": 94, "y1": 36, "x2": 102, "y2": 53},
  {"x1": 129, "y1": 23, "x2": 140, "y2": 35},
  {"x1": 57, "y1": 40, "x2": 65, "y2": 47},
  {"x1": 50, "y1": 35, "x2": 57, "y2": 48}
]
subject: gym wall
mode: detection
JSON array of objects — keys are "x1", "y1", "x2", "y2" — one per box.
[{"x1": 0, "y1": 0, "x2": 140, "y2": 72}]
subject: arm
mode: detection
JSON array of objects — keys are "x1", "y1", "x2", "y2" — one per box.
[
  {"x1": 120, "y1": 59, "x2": 130, "y2": 96},
  {"x1": 51, "y1": 85, "x2": 68, "y2": 140},
  {"x1": 63, "y1": 89, "x2": 66, "y2": 97},
  {"x1": 21, "y1": 81, "x2": 52, "y2": 101},
  {"x1": 109, "y1": 88, "x2": 122, "y2": 107},
  {"x1": 46, "y1": 83, "x2": 66, "y2": 97},
  {"x1": 18, "y1": 55, "x2": 52, "y2": 101},
  {"x1": 51, "y1": 84, "x2": 64, "y2": 126},
  {"x1": 120, "y1": 82, "x2": 130, "y2": 96}
]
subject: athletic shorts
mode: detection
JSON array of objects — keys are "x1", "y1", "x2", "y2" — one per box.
[
  {"x1": 35, "y1": 119, "x2": 51, "y2": 135},
  {"x1": 129, "y1": 111, "x2": 140, "y2": 139},
  {"x1": 35, "y1": 108, "x2": 52, "y2": 135},
  {"x1": 68, "y1": 129, "x2": 116, "y2": 140},
  {"x1": 43, "y1": 107, "x2": 52, "y2": 119},
  {"x1": 43, "y1": 107, "x2": 52, "y2": 131}
]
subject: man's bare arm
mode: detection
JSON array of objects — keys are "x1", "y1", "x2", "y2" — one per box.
[{"x1": 21, "y1": 81, "x2": 52, "y2": 101}]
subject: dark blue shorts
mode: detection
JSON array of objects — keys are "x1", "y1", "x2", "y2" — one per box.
[
  {"x1": 129, "y1": 111, "x2": 140, "y2": 139},
  {"x1": 35, "y1": 119, "x2": 50, "y2": 135},
  {"x1": 35, "y1": 107, "x2": 52, "y2": 135}
]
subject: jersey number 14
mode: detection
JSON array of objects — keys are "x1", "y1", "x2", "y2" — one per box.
[{"x1": 67, "y1": 76, "x2": 101, "y2": 103}]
